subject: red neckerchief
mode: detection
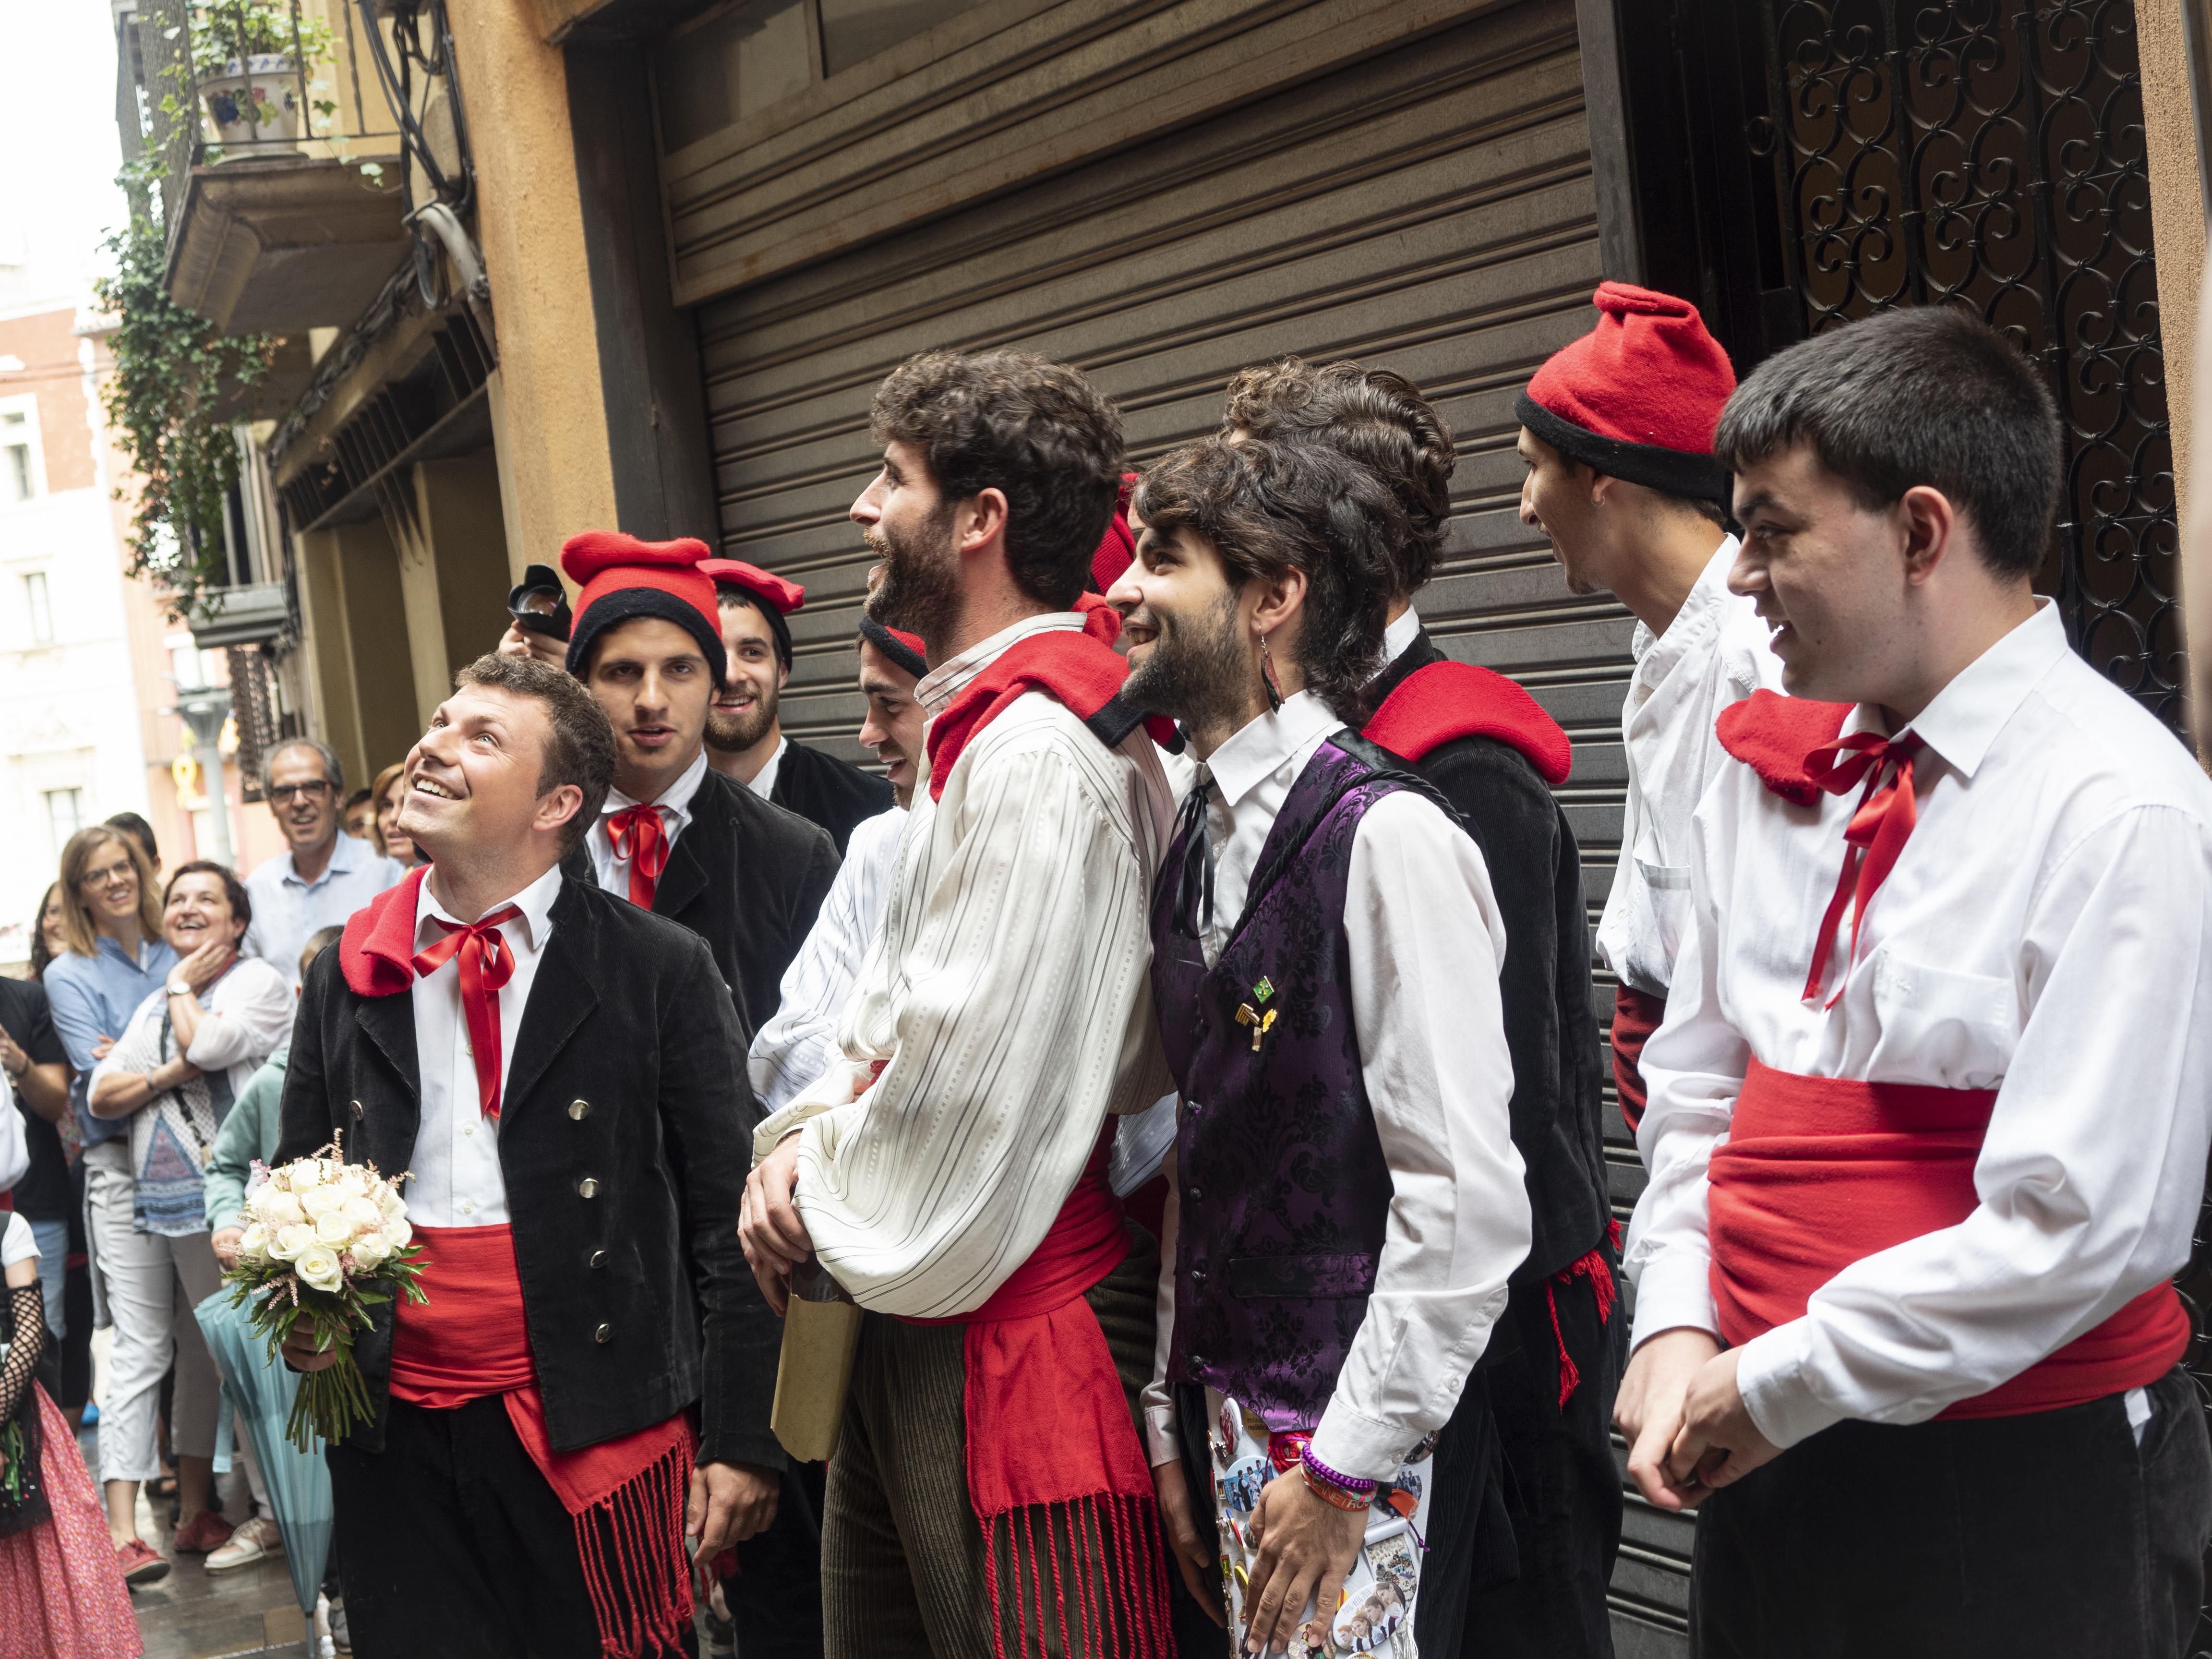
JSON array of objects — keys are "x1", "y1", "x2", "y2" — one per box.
[
  {"x1": 1363, "y1": 659, "x2": 1574, "y2": 783},
  {"x1": 409, "y1": 906, "x2": 523, "y2": 1119},
  {"x1": 604, "y1": 805, "x2": 669, "y2": 909}
]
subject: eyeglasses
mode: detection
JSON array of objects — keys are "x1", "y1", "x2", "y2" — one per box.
[
  {"x1": 81, "y1": 860, "x2": 135, "y2": 890},
  {"x1": 268, "y1": 781, "x2": 335, "y2": 805}
]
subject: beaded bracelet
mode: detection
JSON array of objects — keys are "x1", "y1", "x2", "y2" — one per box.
[{"x1": 1298, "y1": 1450, "x2": 1374, "y2": 1512}]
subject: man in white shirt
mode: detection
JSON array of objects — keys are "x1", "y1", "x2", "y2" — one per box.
[
  {"x1": 241, "y1": 738, "x2": 408, "y2": 987},
  {"x1": 1108, "y1": 434, "x2": 1529, "y2": 1655},
  {"x1": 740, "y1": 349, "x2": 1180, "y2": 1658},
  {"x1": 746, "y1": 621, "x2": 924, "y2": 1117},
  {"x1": 1616, "y1": 305, "x2": 2212, "y2": 1657},
  {"x1": 1514, "y1": 285, "x2": 1783, "y2": 1132},
  {"x1": 275, "y1": 652, "x2": 761, "y2": 1659}
]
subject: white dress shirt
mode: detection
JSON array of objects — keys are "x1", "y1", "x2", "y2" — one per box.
[
  {"x1": 745, "y1": 736, "x2": 790, "y2": 802},
  {"x1": 586, "y1": 748, "x2": 710, "y2": 899},
  {"x1": 1380, "y1": 602, "x2": 1423, "y2": 667},
  {"x1": 1625, "y1": 601, "x2": 2212, "y2": 1450},
  {"x1": 756, "y1": 613, "x2": 1179, "y2": 1319},
  {"x1": 746, "y1": 804, "x2": 905, "y2": 1114},
  {"x1": 402, "y1": 865, "x2": 565, "y2": 1227},
  {"x1": 1596, "y1": 537, "x2": 1784, "y2": 996},
  {"x1": 243, "y1": 835, "x2": 409, "y2": 989},
  {"x1": 1141, "y1": 690, "x2": 1530, "y2": 1480}
]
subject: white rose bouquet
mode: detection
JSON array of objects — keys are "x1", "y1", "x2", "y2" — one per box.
[{"x1": 222, "y1": 1142, "x2": 427, "y2": 1452}]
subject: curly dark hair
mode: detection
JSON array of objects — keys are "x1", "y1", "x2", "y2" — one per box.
[
  {"x1": 869, "y1": 349, "x2": 1124, "y2": 610},
  {"x1": 1220, "y1": 358, "x2": 1455, "y2": 598},
  {"x1": 1134, "y1": 436, "x2": 1404, "y2": 725},
  {"x1": 454, "y1": 653, "x2": 617, "y2": 856}
]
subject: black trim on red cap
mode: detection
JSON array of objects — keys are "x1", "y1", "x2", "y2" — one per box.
[
  {"x1": 1514, "y1": 389, "x2": 1732, "y2": 506},
  {"x1": 857, "y1": 619, "x2": 927, "y2": 681},
  {"x1": 565, "y1": 586, "x2": 729, "y2": 687}
]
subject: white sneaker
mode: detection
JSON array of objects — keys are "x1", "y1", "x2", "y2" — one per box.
[{"x1": 205, "y1": 1515, "x2": 285, "y2": 1574}]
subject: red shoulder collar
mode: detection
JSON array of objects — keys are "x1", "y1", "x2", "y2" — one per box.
[
  {"x1": 924, "y1": 614, "x2": 1174, "y2": 802},
  {"x1": 1363, "y1": 661, "x2": 1573, "y2": 785},
  {"x1": 1714, "y1": 690, "x2": 1852, "y2": 805},
  {"x1": 338, "y1": 865, "x2": 431, "y2": 998}
]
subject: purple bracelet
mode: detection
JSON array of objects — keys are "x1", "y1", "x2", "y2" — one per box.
[{"x1": 1298, "y1": 1448, "x2": 1375, "y2": 1495}]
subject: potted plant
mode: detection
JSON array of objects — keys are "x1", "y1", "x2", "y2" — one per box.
[{"x1": 192, "y1": 1, "x2": 336, "y2": 149}]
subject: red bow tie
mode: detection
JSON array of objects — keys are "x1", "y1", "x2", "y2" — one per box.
[
  {"x1": 411, "y1": 905, "x2": 523, "y2": 1119},
  {"x1": 606, "y1": 805, "x2": 670, "y2": 909},
  {"x1": 1802, "y1": 730, "x2": 1924, "y2": 1007}
]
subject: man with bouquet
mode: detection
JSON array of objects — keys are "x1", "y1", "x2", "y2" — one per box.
[{"x1": 274, "y1": 652, "x2": 769, "y2": 1659}]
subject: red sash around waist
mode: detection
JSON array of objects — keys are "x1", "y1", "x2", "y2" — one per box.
[
  {"x1": 1610, "y1": 985, "x2": 1667, "y2": 1137},
  {"x1": 897, "y1": 1127, "x2": 1171, "y2": 1659},
  {"x1": 1708, "y1": 1060, "x2": 2189, "y2": 1419},
  {"x1": 391, "y1": 1226, "x2": 696, "y2": 1658}
]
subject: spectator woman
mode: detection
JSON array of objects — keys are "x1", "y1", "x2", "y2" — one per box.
[
  {"x1": 87, "y1": 862, "x2": 291, "y2": 1583},
  {"x1": 367, "y1": 761, "x2": 420, "y2": 866},
  {"x1": 0, "y1": 1213, "x2": 140, "y2": 1656},
  {"x1": 27, "y1": 883, "x2": 64, "y2": 982}
]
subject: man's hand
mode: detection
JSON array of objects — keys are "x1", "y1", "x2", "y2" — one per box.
[
  {"x1": 0, "y1": 1027, "x2": 28, "y2": 1082},
  {"x1": 1241, "y1": 1468, "x2": 1365, "y2": 1655},
  {"x1": 91, "y1": 1035, "x2": 114, "y2": 1062},
  {"x1": 174, "y1": 937, "x2": 236, "y2": 995},
  {"x1": 686, "y1": 1460, "x2": 780, "y2": 1592},
  {"x1": 1615, "y1": 1326, "x2": 1724, "y2": 1512},
  {"x1": 498, "y1": 620, "x2": 570, "y2": 669},
  {"x1": 280, "y1": 1310, "x2": 344, "y2": 1373},
  {"x1": 1666, "y1": 1346, "x2": 1782, "y2": 1498},
  {"x1": 1154, "y1": 1459, "x2": 1225, "y2": 1627},
  {"x1": 211, "y1": 1227, "x2": 245, "y2": 1270},
  {"x1": 738, "y1": 1136, "x2": 812, "y2": 1315}
]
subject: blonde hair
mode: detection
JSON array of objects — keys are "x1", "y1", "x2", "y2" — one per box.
[
  {"x1": 58, "y1": 825, "x2": 162, "y2": 958},
  {"x1": 369, "y1": 761, "x2": 409, "y2": 858}
]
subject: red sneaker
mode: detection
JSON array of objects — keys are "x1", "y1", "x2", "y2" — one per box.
[
  {"x1": 115, "y1": 1538, "x2": 171, "y2": 1586},
  {"x1": 172, "y1": 1511, "x2": 236, "y2": 1554}
]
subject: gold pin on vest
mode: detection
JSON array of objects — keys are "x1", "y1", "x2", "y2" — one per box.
[{"x1": 1234, "y1": 1002, "x2": 1277, "y2": 1052}]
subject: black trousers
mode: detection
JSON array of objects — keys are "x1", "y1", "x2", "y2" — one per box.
[
  {"x1": 328, "y1": 1395, "x2": 697, "y2": 1659},
  {"x1": 1690, "y1": 1365, "x2": 2212, "y2": 1659},
  {"x1": 1460, "y1": 1250, "x2": 1626, "y2": 1659},
  {"x1": 721, "y1": 1458, "x2": 827, "y2": 1658}
]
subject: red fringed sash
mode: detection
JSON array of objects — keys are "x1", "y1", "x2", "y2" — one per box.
[
  {"x1": 1709, "y1": 1060, "x2": 2190, "y2": 1418},
  {"x1": 901, "y1": 1131, "x2": 1174, "y2": 1659},
  {"x1": 1609, "y1": 984, "x2": 1667, "y2": 1137},
  {"x1": 391, "y1": 1226, "x2": 695, "y2": 1659}
]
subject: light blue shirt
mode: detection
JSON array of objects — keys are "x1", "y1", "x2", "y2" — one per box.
[
  {"x1": 241, "y1": 833, "x2": 409, "y2": 988},
  {"x1": 44, "y1": 933, "x2": 179, "y2": 1148}
]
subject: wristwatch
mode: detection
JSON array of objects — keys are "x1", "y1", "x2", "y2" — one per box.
[{"x1": 167, "y1": 977, "x2": 193, "y2": 998}]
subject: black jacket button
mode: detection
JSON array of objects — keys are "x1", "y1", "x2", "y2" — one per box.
[
  {"x1": 568, "y1": 1099, "x2": 591, "y2": 1121},
  {"x1": 589, "y1": 1250, "x2": 608, "y2": 1270},
  {"x1": 594, "y1": 1323, "x2": 613, "y2": 1344},
  {"x1": 577, "y1": 1177, "x2": 601, "y2": 1200}
]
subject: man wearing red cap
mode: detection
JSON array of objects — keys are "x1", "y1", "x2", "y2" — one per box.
[
  {"x1": 739, "y1": 349, "x2": 1182, "y2": 1658},
  {"x1": 1618, "y1": 307, "x2": 2212, "y2": 1656},
  {"x1": 1515, "y1": 285, "x2": 1783, "y2": 1139},
  {"x1": 701, "y1": 560, "x2": 894, "y2": 854}
]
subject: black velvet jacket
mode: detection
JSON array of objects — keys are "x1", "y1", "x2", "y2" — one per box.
[
  {"x1": 1370, "y1": 631, "x2": 1611, "y2": 1282},
  {"x1": 274, "y1": 877, "x2": 783, "y2": 1468},
  {"x1": 769, "y1": 739, "x2": 894, "y2": 857},
  {"x1": 565, "y1": 768, "x2": 839, "y2": 1043}
]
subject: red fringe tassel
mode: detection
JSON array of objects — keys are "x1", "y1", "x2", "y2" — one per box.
[
  {"x1": 982, "y1": 1492, "x2": 1173, "y2": 1659},
  {"x1": 1546, "y1": 1219, "x2": 1624, "y2": 1410},
  {"x1": 570, "y1": 1437, "x2": 695, "y2": 1659}
]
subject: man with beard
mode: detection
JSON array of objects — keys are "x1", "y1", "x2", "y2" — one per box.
[
  {"x1": 1106, "y1": 434, "x2": 1528, "y2": 1657},
  {"x1": 1226, "y1": 360, "x2": 1621, "y2": 1656},
  {"x1": 1515, "y1": 285, "x2": 1782, "y2": 1136},
  {"x1": 555, "y1": 530, "x2": 838, "y2": 1657},
  {"x1": 702, "y1": 560, "x2": 893, "y2": 854},
  {"x1": 739, "y1": 349, "x2": 1182, "y2": 1659}
]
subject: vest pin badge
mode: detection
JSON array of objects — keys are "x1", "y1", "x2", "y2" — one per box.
[
  {"x1": 1252, "y1": 976, "x2": 1274, "y2": 1003},
  {"x1": 1235, "y1": 1002, "x2": 1278, "y2": 1051}
]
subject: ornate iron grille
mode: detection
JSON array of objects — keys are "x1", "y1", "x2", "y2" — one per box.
[
  {"x1": 1747, "y1": 0, "x2": 2180, "y2": 729},
  {"x1": 226, "y1": 646, "x2": 280, "y2": 805}
]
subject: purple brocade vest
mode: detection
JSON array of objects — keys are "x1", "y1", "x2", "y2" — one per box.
[{"x1": 1150, "y1": 733, "x2": 1416, "y2": 1432}]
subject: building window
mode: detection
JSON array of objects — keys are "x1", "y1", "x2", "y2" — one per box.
[
  {"x1": 1, "y1": 407, "x2": 36, "y2": 503},
  {"x1": 23, "y1": 571, "x2": 50, "y2": 642},
  {"x1": 45, "y1": 788, "x2": 83, "y2": 852}
]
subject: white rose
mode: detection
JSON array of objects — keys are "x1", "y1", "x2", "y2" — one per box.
[
  {"x1": 377, "y1": 1216, "x2": 412, "y2": 1254},
  {"x1": 375, "y1": 1183, "x2": 406, "y2": 1222},
  {"x1": 299, "y1": 1185, "x2": 344, "y2": 1220},
  {"x1": 342, "y1": 1195, "x2": 381, "y2": 1232},
  {"x1": 336, "y1": 1164, "x2": 371, "y2": 1197},
  {"x1": 237, "y1": 1223, "x2": 272, "y2": 1266},
  {"x1": 262, "y1": 1191, "x2": 306, "y2": 1228},
  {"x1": 296, "y1": 1248, "x2": 343, "y2": 1294},
  {"x1": 351, "y1": 1233, "x2": 391, "y2": 1270},
  {"x1": 313, "y1": 1209, "x2": 355, "y2": 1248},
  {"x1": 272, "y1": 1223, "x2": 315, "y2": 1263}
]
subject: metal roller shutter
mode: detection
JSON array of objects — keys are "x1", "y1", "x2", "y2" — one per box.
[{"x1": 692, "y1": 0, "x2": 1687, "y2": 1644}]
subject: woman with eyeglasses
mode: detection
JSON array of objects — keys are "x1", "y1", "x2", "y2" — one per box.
[{"x1": 87, "y1": 861, "x2": 292, "y2": 1586}]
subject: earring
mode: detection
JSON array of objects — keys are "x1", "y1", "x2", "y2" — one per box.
[{"x1": 1259, "y1": 632, "x2": 1284, "y2": 713}]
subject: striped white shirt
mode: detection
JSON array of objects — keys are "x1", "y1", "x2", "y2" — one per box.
[
  {"x1": 754, "y1": 613, "x2": 1179, "y2": 1318},
  {"x1": 746, "y1": 804, "x2": 906, "y2": 1115}
]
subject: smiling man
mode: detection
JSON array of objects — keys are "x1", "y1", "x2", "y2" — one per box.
[
  {"x1": 1514, "y1": 286, "x2": 1783, "y2": 1134},
  {"x1": 1616, "y1": 306, "x2": 2212, "y2": 1659},
  {"x1": 241, "y1": 738, "x2": 407, "y2": 988},
  {"x1": 275, "y1": 653, "x2": 764, "y2": 1659},
  {"x1": 702, "y1": 559, "x2": 893, "y2": 854}
]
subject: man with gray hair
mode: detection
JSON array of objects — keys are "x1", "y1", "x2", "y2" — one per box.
[{"x1": 240, "y1": 737, "x2": 407, "y2": 987}]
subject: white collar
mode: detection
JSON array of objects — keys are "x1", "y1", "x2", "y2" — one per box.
[
  {"x1": 288, "y1": 832, "x2": 360, "y2": 886},
  {"x1": 602, "y1": 746, "x2": 709, "y2": 818},
  {"x1": 1381, "y1": 604, "x2": 1422, "y2": 667},
  {"x1": 747, "y1": 734, "x2": 791, "y2": 800},
  {"x1": 917, "y1": 613, "x2": 1084, "y2": 716},
  {"x1": 1846, "y1": 599, "x2": 2068, "y2": 781},
  {"x1": 1631, "y1": 535, "x2": 1740, "y2": 676},
  {"x1": 1202, "y1": 690, "x2": 1340, "y2": 810},
  {"x1": 415, "y1": 862, "x2": 565, "y2": 953}
]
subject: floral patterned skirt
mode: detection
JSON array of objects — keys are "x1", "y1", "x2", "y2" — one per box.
[{"x1": 0, "y1": 1388, "x2": 141, "y2": 1659}]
